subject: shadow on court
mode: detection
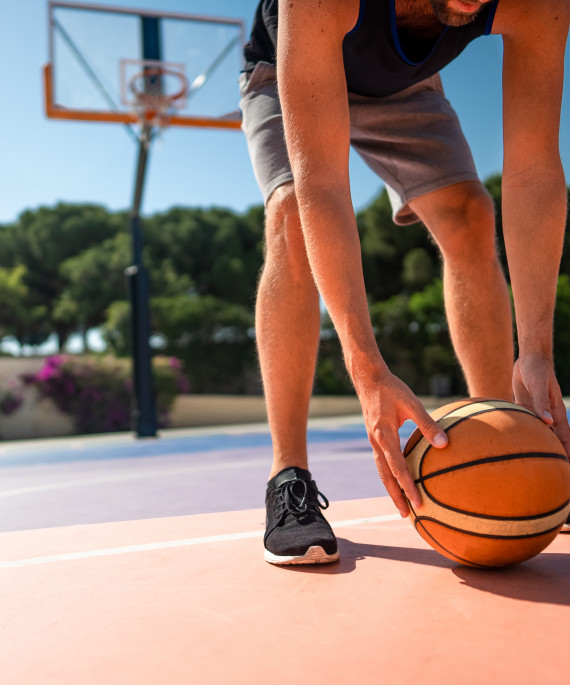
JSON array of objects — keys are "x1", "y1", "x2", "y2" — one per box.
[
  {"x1": 269, "y1": 536, "x2": 454, "y2": 575},
  {"x1": 453, "y1": 553, "x2": 570, "y2": 606},
  {"x1": 276, "y1": 536, "x2": 570, "y2": 606}
]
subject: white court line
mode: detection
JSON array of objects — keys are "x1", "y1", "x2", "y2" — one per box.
[{"x1": 0, "y1": 514, "x2": 400, "y2": 569}]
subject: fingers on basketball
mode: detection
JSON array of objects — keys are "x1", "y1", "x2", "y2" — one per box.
[
  {"x1": 550, "y1": 395, "x2": 570, "y2": 459},
  {"x1": 372, "y1": 428, "x2": 417, "y2": 515},
  {"x1": 409, "y1": 405, "x2": 448, "y2": 449}
]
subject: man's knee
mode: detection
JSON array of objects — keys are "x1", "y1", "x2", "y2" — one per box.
[
  {"x1": 267, "y1": 182, "x2": 299, "y2": 222},
  {"x1": 265, "y1": 183, "x2": 310, "y2": 281},
  {"x1": 264, "y1": 183, "x2": 307, "y2": 264},
  {"x1": 433, "y1": 185, "x2": 498, "y2": 266}
]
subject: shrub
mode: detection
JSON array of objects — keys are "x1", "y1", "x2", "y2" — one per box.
[{"x1": 22, "y1": 354, "x2": 189, "y2": 435}]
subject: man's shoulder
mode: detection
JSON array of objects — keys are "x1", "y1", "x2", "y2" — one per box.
[
  {"x1": 280, "y1": 0, "x2": 361, "y2": 31},
  {"x1": 492, "y1": 0, "x2": 570, "y2": 38}
]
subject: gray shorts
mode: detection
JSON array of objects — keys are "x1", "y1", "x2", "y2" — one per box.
[{"x1": 239, "y1": 61, "x2": 479, "y2": 225}]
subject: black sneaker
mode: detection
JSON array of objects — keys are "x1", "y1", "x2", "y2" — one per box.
[{"x1": 264, "y1": 467, "x2": 339, "y2": 565}]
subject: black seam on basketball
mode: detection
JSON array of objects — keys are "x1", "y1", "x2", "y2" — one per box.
[
  {"x1": 414, "y1": 519, "x2": 493, "y2": 568},
  {"x1": 413, "y1": 516, "x2": 563, "y2": 540},
  {"x1": 416, "y1": 451, "x2": 568, "y2": 483},
  {"x1": 414, "y1": 406, "x2": 553, "y2": 484},
  {"x1": 411, "y1": 501, "x2": 542, "y2": 568},
  {"x1": 417, "y1": 495, "x2": 570, "y2": 521},
  {"x1": 433, "y1": 403, "x2": 535, "y2": 425}
]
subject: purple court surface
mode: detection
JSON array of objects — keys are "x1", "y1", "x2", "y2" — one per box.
[
  {"x1": 0, "y1": 416, "x2": 397, "y2": 532},
  {"x1": 2, "y1": 408, "x2": 569, "y2": 534}
]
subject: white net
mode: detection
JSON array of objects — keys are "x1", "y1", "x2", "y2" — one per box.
[{"x1": 121, "y1": 60, "x2": 188, "y2": 128}]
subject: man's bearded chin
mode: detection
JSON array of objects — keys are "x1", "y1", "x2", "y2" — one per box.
[{"x1": 430, "y1": 0, "x2": 484, "y2": 27}]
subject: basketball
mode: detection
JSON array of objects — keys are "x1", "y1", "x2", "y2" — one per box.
[{"x1": 404, "y1": 398, "x2": 570, "y2": 567}]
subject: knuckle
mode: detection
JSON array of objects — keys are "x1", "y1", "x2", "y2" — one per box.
[
  {"x1": 390, "y1": 464, "x2": 407, "y2": 480},
  {"x1": 374, "y1": 426, "x2": 398, "y2": 450},
  {"x1": 377, "y1": 468, "x2": 387, "y2": 485},
  {"x1": 417, "y1": 417, "x2": 436, "y2": 435},
  {"x1": 372, "y1": 452, "x2": 386, "y2": 473},
  {"x1": 374, "y1": 458, "x2": 389, "y2": 477},
  {"x1": 373, "y1": 425, "x2": 387, "y2": 441}
]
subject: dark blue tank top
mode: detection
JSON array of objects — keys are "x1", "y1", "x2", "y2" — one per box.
[{"x1": 243, "y1": 0, "x2": 499, "y2": 97}]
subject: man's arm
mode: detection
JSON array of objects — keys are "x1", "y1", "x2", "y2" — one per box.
[
  {"x1": 494, "y1": 0, "x2": 570, "y2": 454},
  {"x1": 277, "y1": 0, "x2": 448, "y2": 515}
]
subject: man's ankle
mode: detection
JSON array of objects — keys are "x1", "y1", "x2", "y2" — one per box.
[{"x1": 269, "y1": 458, "x2": 309, "y2": 480}]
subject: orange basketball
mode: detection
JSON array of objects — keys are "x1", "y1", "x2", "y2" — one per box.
[{"x1": 404, "y1": 398, "x2": 570, "y2": 567}]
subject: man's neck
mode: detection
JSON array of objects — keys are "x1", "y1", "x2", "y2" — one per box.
[{"x1": 395, "y1": 0, "x2": 444, "y2": 39}]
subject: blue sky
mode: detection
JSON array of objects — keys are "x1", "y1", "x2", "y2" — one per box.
[{"x1": 1, "y1": 0, "x2": 569, "y2": 228}]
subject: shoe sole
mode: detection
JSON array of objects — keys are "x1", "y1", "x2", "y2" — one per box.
[
  {"x1": 264, "y1": 545, "x2": 340, "y2": 565},
  {"x1": 561, "y1": 523, "x2": 570, "y2": 534}
]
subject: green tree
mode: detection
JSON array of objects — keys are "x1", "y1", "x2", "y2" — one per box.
[
  {"x1": 2, "y1": 173, "x2": 567, "y2": 397},
  {"x1": 150, "y1": 294, "x2": 258, "y2": 393},
  {"x1": 402, "y1": 247, "x2": 437, "y2": 290},
  {"x1": 314, "y1": 311, "x2": 353, "y2": 395},
  {"x1": 357, "y1": 189, "x2": 440, "y2": 301},
  {"x1": 103, "y1": 294, "x2": 259, "y2": 393},
  {"x1": 368, "y1": 280, "x2": 463, "y2": 395},
  {"x1": 102, "y1": 300, "x2": 131, "y2": 357},
  {"x1": 143, "y1": 206, "x2": 264, "y2": 308},
  {"x1": 53, "y1": 233, "x2": 131, "y2": 348},
  {"x1": 0, "y1": 204, "x2": 123, "y2": 348},
  {"x1": 0, "y1": 265, "x2": 48, "y2": 344}
]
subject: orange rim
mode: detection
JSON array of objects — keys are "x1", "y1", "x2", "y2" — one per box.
[{"x1": 129, "y1": 67, "x2": 188, "y2": 107}]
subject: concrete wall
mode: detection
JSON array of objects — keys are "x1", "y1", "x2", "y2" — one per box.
[
  {"x1": 0, "y1": 358, "x2": 75, "y2": 440},
  {"x1": 168, "y1": 395, "x2": 363, "y2": 428}
]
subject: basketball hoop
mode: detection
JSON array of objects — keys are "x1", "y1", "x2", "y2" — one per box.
[{"x1": 121, "y1": 59, "x2": 188, "y2": 129}]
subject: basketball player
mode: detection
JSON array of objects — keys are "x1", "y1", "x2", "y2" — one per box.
[{"x1": 239, "y1": 0, "x2": 570, "y2": 564}]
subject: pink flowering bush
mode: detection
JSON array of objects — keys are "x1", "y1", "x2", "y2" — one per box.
[{"x1": 22, "y1": 355, "x2": 189, "y2": 435}]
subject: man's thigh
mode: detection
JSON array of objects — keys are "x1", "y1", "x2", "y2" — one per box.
[
  {"x1": 240, "y1": 64, "x2": 480, "y2": 225},
  {"x1": 349, "y1": 74, "x2": 480, "y2": 226}
]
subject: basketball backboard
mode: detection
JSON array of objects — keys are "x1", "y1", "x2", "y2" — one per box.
[{"x1": 44, "y1": 1, "x2": 245, "y2": 129}]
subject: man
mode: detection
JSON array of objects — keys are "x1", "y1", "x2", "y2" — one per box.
[{"x1": 239, "y1": 0, "x2": 570, "y2": 565}]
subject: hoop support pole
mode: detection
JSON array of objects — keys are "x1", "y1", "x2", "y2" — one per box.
[{"x1": 126, "y1": 126, "x2": 157, "y2": 438}]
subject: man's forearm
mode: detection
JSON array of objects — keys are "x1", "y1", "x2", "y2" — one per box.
[
  {"x1": 502, "y1": 163, "x2": 567, "y2": 358},
  {"x1": 294, "y1": 182, "x2": 387, "y2": 388}
]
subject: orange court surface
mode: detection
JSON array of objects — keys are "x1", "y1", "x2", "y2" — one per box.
[{"x1": 1, "y1": 418, "x2": 569, "y2": 684}]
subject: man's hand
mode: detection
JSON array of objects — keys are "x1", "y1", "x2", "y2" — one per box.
[
  {"x1": 357, "y1": 369, "x2": 448, "y2": 517},
  {"x1": 513, "y1": 355, "x2": 570, "y2": 459}
]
